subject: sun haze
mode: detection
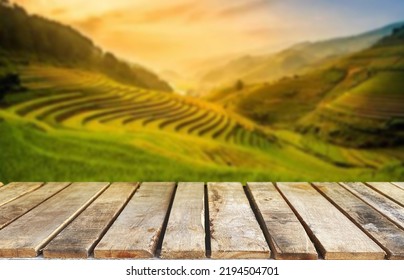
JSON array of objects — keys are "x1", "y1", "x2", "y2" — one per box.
[{"x1": 12, "y1": 0, "x2": 404, "y2": 72}]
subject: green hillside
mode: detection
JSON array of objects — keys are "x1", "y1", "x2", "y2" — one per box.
[
  {"x1": 0, "y1": 1, "x2": 171, "y2": 92},
  {"x1": 298, "y1": 26, "x2": 404, "y2": 148},
  {"x1": 220, "y1": 26, "x2": 404, "y2": 149}
]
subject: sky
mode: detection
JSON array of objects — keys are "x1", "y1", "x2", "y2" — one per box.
[{"x1": 13, "y1": 0, "x2": 404, "y2": 72}]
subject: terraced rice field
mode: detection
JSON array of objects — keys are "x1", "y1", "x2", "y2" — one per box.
[
  {"x1": 301, "y1": 69, "x2": 404, "y2": 148},
  {"x1": 1, "y1": 64, "x2": 401, "y2": 181},
  {"x1": 325, "y1": 72, "x2": 404, "y2": 120},
  {"x1": 11, "y1": 65, "x2": 272, "y2": 149}
]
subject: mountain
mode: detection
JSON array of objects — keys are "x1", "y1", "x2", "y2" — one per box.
[
  {"x1": 297, "y1": 26, "x2": 404, "y2": 147},
  {"x1": 217, "y1": 25, "x2": 404, "y2": 148},
  {"x1": 200, "y1": 22, "x2": 404, "y2": 88},
  {"x1": 0, "y1": 1, "x2": 172, "y2": 92}
]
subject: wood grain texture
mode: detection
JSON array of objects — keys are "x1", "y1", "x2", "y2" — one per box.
[
  {"x1": 392, "y1": 182, "x2": 404, "y2": 191},
  {"x1": 208, "y1": 182, "x2": 270, "y2": 259},
  {"x1": 161, "y1": 182, "x2": 205, "y2": 259},
  {"x1": 367, "y1": 182, "x2": 404, "y2": 207},
  {"x1": 0, "y1": 182, "x2": 44, "y2": 207},
  {"x1": 277, "y1": 182, "x2": 385, "y2": 260},
  {"x1": 43, "y1": 182, "x2": 139, "y2": 259},
  {"x1": 0, "y1": 182, "x2": 109, "y2": 258},
  {"x1": 94, "y1": 182, "x2": 175, "y2": 259},
  {"x1": 314, "y1": 182, "x2": 404, "y2": 260},
  {"x1": 247, "y1": 182, "x2": 317, "y2": 260},
  {"x1": 0, "y1": 182, "x2": 70, "y2": 230},
  {"x1": 341, "y1": 182, "x2": 404, "y2": 230}
]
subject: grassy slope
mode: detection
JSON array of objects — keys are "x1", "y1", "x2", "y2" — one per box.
[
  {"x1": 207, "y1": 68, "x2": 346, "y2": 127},
  {"x1": 211, "y1": 28, "x2": 404, "y2": 149},
  {"x1": 0, "y1": 118, "x2": 261, "y2": 182},
  {"x1": 2, "y1": 111, "x2": 377, "y2": 182},
  {"x1": 1, "y1": 64, "x2": 390, "y2": 182},
  {"x1": 297, "y1": 30, "x2": 404, "y2": 148}
]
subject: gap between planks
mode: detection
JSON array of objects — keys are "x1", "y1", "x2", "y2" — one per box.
[
  {"x1": 155, "y1": 182, "x2": 178, "y2": 258},
  {"x1": 0, "y1": 182, "x2": 71, "y2": 230},
  {"x1": 204, "y1": 183, "x2": 212, "y2": 258},
  {"x1": 0, "y1": 182, "x2": 44, "y2": 207},
  {"x1": 365, "y1": 182, "x2": 404, "y2": 208},
  {"x1": 392, "y1": 182, "x2": 404, "y2": 191}
]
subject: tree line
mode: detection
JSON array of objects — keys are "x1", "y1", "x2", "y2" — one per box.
[{"x1": 0, "y1": 0, "x2": 171, "y2": 91}]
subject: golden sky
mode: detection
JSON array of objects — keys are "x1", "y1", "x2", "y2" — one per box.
[{"x1": 13, "y1": 0, "x2": 404, "y2": 72}]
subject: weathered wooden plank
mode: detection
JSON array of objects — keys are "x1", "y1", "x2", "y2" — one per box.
[
  {"x1": 314, "y1": 182, "x2": 404, "y2": 260},
  {"x1": 366, "y1": 182, "x2": 404, "y2": 207},
  {"x1": 43, "y1": 182, "x2": 139, "y2": 259},
  {"x1": 0, "y1": 182, "x2": 109, "y2": 258},
  {"x1": 341, "y1": 182, "x2": 404, "y2": 230},
  {"x1": 277, "y1": 182, "x2": 385, "y2": 260},
  {"x1": 0, "y1": 182, "x2": 44, "y2": 207},
  {"x1": 246, "y1": 182, "x2": 317, "y2": 260},
  {"x1": 94, "y1": 182, "x2": 175, "y2": 259},
  {"x1": 161, "y1": 182, "x2": 205, "y2": 259},
  {"x1": 392, "y1": 182, "x2": 404, "y2": 191},
  {"x1": 208, "y1": 182, "x2": 270, "y2": 259},
  {"x1": 0, "y1": 182, "x2": 70, "y2": 230}
]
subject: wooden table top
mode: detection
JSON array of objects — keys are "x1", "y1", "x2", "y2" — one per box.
[{"x1": 0, "y1": 182, "x2": 403, "y2": 260}]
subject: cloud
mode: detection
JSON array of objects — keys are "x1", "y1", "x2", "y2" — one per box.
[{"x1": 217, "y1": 0, "x2": 271, "y2": 17}]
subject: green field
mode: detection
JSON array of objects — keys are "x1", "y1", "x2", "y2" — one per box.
[{"x1": 1, "y1": 64, "x2": 403, "y2": 182}]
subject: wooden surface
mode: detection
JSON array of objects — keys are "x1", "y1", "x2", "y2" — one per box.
[
  {"x1": 94, "y1": 182, "x2": 175, "y2": 259},
  {"x1": 0, "y1": 182, "x2": 44, "y2": 207},
  {"x1": 0, "y1": 182, "x2": 70, "y2": 230},
  {"x1": 277, "y1": 182, "x2": 385, "y2": 260},
  {"x1": 161, "y1": 182, "x2": 205, "y2": 259},
  {"x1": 208, "y1": 182, "x2": 270, "y2": 259},
  {"x1": 0, "y1": 182, "x2": 109, "y2": 257},
  {"x1": 366, "y1": 182, "x2": 404, "y2": 207},
  {"x1": 393, "y1": 182, "x2": 404, "y2": 191},
  {"x1": 341, "y1": 182, "x2": 404, "y2": 230},
  {"x1": 314, "y1": 182, "x2": 404, "y2": 260},
  {"x1": 247, "y1": 182, "x2": 317, "y2": 260},
  {"x1": 0, "y1": 181, "x2": 403, "y2": 260},
  {"x1": 43, "y1": 183, "x2": 139, "y2": 259}
]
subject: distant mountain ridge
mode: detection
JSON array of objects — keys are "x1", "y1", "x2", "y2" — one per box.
[
  {"x1": 200, "y1": 22, "x2": 404, "y2": 87},
  {"x1": 215, "y1": 25, "x2": 404, "y2": 148},
  {"x1": 0, "y1": 0, "x2": 172, "y2": 92}
]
